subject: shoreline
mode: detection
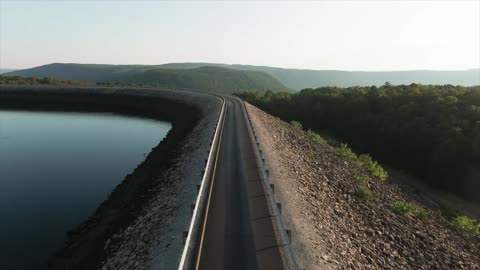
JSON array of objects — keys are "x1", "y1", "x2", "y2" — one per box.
[{"x1": 0, "y1": 86, "x2": 222, "y2": 269}]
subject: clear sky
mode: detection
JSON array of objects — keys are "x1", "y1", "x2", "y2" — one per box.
[{"x1": 1, "y1": 0, "x2": 479, "y2": 71}]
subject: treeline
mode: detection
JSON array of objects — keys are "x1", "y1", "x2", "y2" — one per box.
[
  {"x1": 0, "y1": 75, "x2": 95, "y2": 86},
  {"x1": 237, "y1": 83, "x2": 480, "y2": 202}
]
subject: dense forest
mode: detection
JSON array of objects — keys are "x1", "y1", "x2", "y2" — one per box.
[{"x1": 237, "y1": 83, "x2": 480, "y2": 202}]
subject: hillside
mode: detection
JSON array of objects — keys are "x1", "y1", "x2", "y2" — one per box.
[
  {"x1": 8, "y1": 63, "x2": 479, "y2": 91},
  {"x1": 0, "y1": 69, "x2": 16, "y2": 74},
  {"x1": 237, "y1": 84, "x2": 480, "y2": 202},
  {"x1": 6, "y1": 64, "x2": 160, "y2": 82},
  {"x1": 124, "y1": 66, "x2": 288, "y2": 94},
  {"x1": 245, "y1": 103, "x2": 479, "y2": 269},
  {"x1": 158, "y1": 63, "x2": 480, "y2": 89},
  {"x1": 6, "y1": 64, "x2": 288, "y2": 94}
]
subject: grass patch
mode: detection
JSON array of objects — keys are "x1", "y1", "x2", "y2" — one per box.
[
  {"x1": 336, "y1": 143, "x2": 357, "y2": 161},
  {"x1": 440, "y1": 203, "x2": 465, "y2": 219},
  {"x1": 290, "y1": 120, "x2": 303, "y2": 130},
  {"x1": 357, "y1": 154, "x2": 388, "y2": 181},
  {"x1": 392, "y1": 201, "x2": 429, "y2": 220},
  {"x1": 285, "y1": 121, "x2": 387, "y2": 182},
  {"x1": 451, "y1": 216, "x2": 480, "y2": 236},
  {"x1": 321, "y1": 133, "x2": 341, "y2": 146},
  {"x1": 353, "y1": 173, "x2": 370, "y2": 185},
  {"x1": 355, "y1": 185, "x2": 372, "y2": 201},
  {"x1": 371, "y1": 167, "x2": 388, "y2": 181},
  {"x1": 306, "y1": 129, "x2": 327, "y2": 144},
  {"x1": 337, "y1": 145, "x2": 388, "y2": 181},
  {"x1": 353, "y1": 173, "x2": 372, "y2": 201}
]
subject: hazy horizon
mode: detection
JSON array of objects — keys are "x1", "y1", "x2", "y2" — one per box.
[
  {"x1": 3, "y1": 62, "x2": 480, "y2": 73},
  {"x1": 1, "y1": 1, "x2": 479, "y2": 71}
]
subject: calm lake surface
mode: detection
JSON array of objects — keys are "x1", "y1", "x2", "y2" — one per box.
[{"x1": 0, "y1": 110, "x2": 171, "y2": 270}]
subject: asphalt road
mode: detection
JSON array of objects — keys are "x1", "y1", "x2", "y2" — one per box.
[{"x1": 196, "y1": 97, "x2": 285, "y2": 270}]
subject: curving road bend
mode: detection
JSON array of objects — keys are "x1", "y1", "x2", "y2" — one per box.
[{"x1": 195, "y1": 96, "x2": 285, "y2": 270}]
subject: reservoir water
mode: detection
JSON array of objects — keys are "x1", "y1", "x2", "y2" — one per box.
[{"x1": 0, "y1": 110, "x2": 172, "y2": 270}]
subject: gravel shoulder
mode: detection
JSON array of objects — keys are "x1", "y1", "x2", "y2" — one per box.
[{"x1": 245, "y1": 102, "x2": 480, "y2": 270}]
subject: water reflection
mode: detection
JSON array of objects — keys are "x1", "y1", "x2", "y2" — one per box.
[{"x1": 0, "y1": 110, "x2": 171, "y2": 270}]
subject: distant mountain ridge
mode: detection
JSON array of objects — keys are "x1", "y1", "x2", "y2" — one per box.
[
  {"x1": 158, "y1": 63, "x2": 480, "y2": 88},
  {"x1": 5, "y1": 64, "x2": 288, "y2": 94},
  {"x1": 125, "y1": 66, "x2": 289, "y2": 94},
  {"x1": 6, "y1": 63, "x2": 480, "y2": 90},
  {"x1": 0, "y1": 69, "x2": 16, "y2": 74}
]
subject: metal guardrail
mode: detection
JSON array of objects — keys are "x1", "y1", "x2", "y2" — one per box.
[
  {"x1": 237, "y1": 97, "x2": 300, "y2": 270},
  {"x1": 177, "y1": 96, "x2": 226, "y2": 270}
]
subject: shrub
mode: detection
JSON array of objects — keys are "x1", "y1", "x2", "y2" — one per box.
[
  {"x1": 337, "y1": 145, "x2": 388, "y2": 181},
  {"x1": 358, "y1": 154, "x2": 374, "y2": 166},
  {"x1": 290, "y1": 120, "x2": 303, "y2": 130},
  {"x1": 353, "y1": 173, "x2": 370, "y2": 185},
  {"x1": 371, "y1": 166, "x2": 388, "y2": 181},
  {"x1": 355, "y1": 185, "x2": 372, "y2": 201},
  {"x1": 306, "y1": 129, "x2": 327, "y2": 144},
  {"x1": 358, "y1": 154, "x2": 388, "y2": 181},
  {"x1": 336, "y1": 143, "x2": 357, "y2": 161},
  {"x1": 392, "y1": 201, "x2": 429, "y2": 220},
  {"x1": 451, "y1": 216, "x2": 480, "y2": 236},
  {"x1": 440, "y1": 203, "x2": 465, "y2": 219}
]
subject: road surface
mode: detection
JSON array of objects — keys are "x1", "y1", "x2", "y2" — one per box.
[{"x1": 195, "y1": 96, "x2": 285, "y2": 270}]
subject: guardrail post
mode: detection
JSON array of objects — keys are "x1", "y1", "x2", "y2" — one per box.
[
  {"x1": 266, "y1": 170, "x2": 269, "y2": 181},
  {"x1": 286, "y1": 230, "x2": 292, "y2": 243},
  {"x1": 277, "y1": 203, "x2": 282, "y2": 215},
  {"x1": 270, "y1": 183, "x2": 275, "y2": 194},
  {"x1": 183, "y1": 231, "x2": 188, "y2": 245}
]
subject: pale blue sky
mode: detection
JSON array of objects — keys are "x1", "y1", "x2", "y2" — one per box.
[{"x1": 1, "y1": 1, "x2": 479, "y2": 71}]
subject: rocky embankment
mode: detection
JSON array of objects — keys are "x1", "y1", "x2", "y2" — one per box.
[
  {"x1": 0, "y1": 86, "x2": 222, "y2": 270},
  {"x1": 245, "y1": 103, "x2": 480, "y2": 269}
]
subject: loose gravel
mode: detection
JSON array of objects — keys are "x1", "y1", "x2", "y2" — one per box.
[{"x1": 245, "y1": 102, "x2": 480, "y2": 270}]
